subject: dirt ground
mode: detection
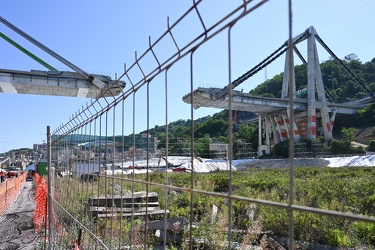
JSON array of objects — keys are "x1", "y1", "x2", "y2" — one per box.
[{"x1": 0, "y1": 180, "x2": 41, "y2": 250}]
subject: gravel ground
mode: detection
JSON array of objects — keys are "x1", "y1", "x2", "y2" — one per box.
[{"x1": 0, "y1": 180, "x2": 41, "y2": 250}]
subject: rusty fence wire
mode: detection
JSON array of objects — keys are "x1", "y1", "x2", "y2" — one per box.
[{"x1": 47, "y1": 0, "x2": 375, "y2": 249}]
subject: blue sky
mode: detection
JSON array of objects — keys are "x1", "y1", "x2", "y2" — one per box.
[{"x1": 0, "y1": 0, "x2": 374, "y2": 152}]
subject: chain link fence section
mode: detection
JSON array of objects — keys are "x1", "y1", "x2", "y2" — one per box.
[{"x1": 46, "y1": 0, "x2": 375, "y2": 249}]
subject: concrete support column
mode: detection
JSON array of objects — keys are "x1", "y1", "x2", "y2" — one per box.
[
  {"x1": 281, "y1": 113, "x2": 290, "y2": 139},
  {"x1": 281, "y1": 48, "x2": 296, "y2": 99},
  {"x1": 281, "y1": 49, "x2": 290, "y2": 99},
  {"x1": 314, "y1": 52, "x2": 333, "y2": 140},
  {"x1": 330, "y1": 109, "x2": 337, "y2": 136},
  {"x1": 285, "y1": 110, "x2": 301, "y2": 141},
  {"x1": 275, "y1": 115, "x2": 287, "y2": 141},
  {"x1": 258, "y1": 115, "x2": 262, "y2": 147},
  {"x1": 268, "y1": 115, "x2": 281, "y2": 143},
  {"x1": 307, "y1": 27, "x2": 317, "y2": 140},
  {"x1": 265, "y1": 115, "x2": 271, "y2": 147},
  {"x1": 258, "y1": 115, "x2": 263, "y2": 157},
  {"x1": 257, "y1": 115, "x2": 271, "y2": 157}
]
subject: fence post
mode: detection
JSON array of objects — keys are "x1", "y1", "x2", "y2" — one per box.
[
  {"x1": 47, "y1": 126, "x2": 53, "y2": 249},
  {"x1": 3, "y1": 181, "x2": 6, "y2": 209},
  {"x1": 44, "y1": 196, "x2": 48, "y2": 250}
]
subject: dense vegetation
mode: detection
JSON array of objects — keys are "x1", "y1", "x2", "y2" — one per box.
[
  {"x1": 54, "y1": 55, "x2": 375, "y2": 248},
  {"x1": 59, "y1": 166, "x2": 375, "y2": 248},
  {"x1": 157, "y1": 167, "x2": 375, "y2": 247}
]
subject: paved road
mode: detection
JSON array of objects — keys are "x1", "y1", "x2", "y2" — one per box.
[{"x1": 0, "y1": 180, "x2": 40, "y2": 250}]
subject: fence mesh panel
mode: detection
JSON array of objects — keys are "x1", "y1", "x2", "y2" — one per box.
[{"x1": 46, "y1": 1, "x2": 375, "y2": 249}]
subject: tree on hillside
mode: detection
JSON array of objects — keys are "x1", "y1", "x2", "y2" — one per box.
[
  {"x1": 344, "y1": 53, "x2": 358, "y2": 62},
  {"x1": 195, "y1": 117, "x2": 227, "y2": 138},
  {"x1": 357, "y1": 103, "x2": 375, "y2": 125},
  {"x1": 367, "y1": 140, "x2": 375, "y2": 152},
  {"x1": 249, "y1": 73, "x2": 283, "y2": 98},
  {"x1": 236, "y1": 124, "x2": 257, "y2": 145},
  {"x1": 341, "y1": 127, "x2": 358, "y2": 145}
]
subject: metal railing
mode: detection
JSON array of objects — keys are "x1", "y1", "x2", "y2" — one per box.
[{"x1": 46, "y1": 1, "x2": 375, "y2": 249}]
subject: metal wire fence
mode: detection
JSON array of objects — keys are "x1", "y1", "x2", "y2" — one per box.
[{"x1": 46, "y1": 0, "x2": 375, "y2": 249}]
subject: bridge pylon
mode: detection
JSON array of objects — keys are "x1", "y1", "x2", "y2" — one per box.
[
  {"x1": 183, "y1": 26, "x2": 368, "y2": 157},
  {"x1": 279, "y1": 26, "x2": 333, "y2": 142}
]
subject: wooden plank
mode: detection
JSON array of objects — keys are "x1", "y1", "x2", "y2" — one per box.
[
  {"x1": 96, "y1": 209, "x2": 169, "y2": 218},
  {"x1": 92, "y1": 191, "x2": 158, "y2": 199},
  {"x1": 88, "y1": 191, "x2": 159, "y2": 206},
  {"x1": 89, "y1": 205, "x2": 163, "y2": 213},
  {"x1": 88, "y1": 201, "x2": 160, "y2": 210}
]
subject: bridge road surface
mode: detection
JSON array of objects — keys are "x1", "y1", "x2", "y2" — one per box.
[{"x1": 0, "y1": 180, "x2": 39, "y2": 250}]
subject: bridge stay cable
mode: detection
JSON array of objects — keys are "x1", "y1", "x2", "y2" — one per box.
[
  {"x1": 215, "y1": 28, "x2": 375, "y2": 102},
  {"x1": 214, "y1": 31, "x2": 308, "y2": 100},
  {"x1": 315, "y1": 34, "x2": 375, "y2": 100}
]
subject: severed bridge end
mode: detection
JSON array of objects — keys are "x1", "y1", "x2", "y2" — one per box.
[{"x1": 0, "y1": 69, "x2": 126, "y2": 98}]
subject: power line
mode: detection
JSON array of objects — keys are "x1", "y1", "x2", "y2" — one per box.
[
  {"x1": 307, "y1": 0, "x2": 374, "y2": 32},
  {"x1": 359, "y1": 0, "x2": 375, "y2": 12}
]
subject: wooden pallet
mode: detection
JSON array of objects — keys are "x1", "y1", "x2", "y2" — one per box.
[{"x1": 87, "y1": 191, "x2": 169, "y2": 219}]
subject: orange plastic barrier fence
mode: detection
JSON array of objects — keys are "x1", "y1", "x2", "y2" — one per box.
[
  {"x1": 0, "y1": 173, "x2": 26, "y2": 216},
  {"x1": 33, "y1": 173, "x2": 63, "y2": 234},
  {"x1": 73, "y1": 239, "x2": 81, "y2": 250},
  {"x1": 33, "y1": 173, "x2": 48, "y2": 232}
]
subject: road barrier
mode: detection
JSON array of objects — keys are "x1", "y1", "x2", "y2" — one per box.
[
  {"x1": 0, "y1": 172, "x2": 26, "y2": 216},
  {"x1": 33, "y1": 173, "x2": 48, "y2": 232},
  {"x1": 33, "y1": 172, "x2": 63, "y2": 241}
]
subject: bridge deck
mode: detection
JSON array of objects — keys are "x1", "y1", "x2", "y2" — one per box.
[
  {"x1": 183, "y1": 87, "x2": 366, "y2": 115},
  {"x1": 0, "y1": 69, "x2": 125, "y2": 98}
]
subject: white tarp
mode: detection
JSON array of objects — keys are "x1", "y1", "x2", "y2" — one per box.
[
  {"x1": 327, "y1": 155, "x2": 375, "y2": 167},
  {"x1": 107, "y1": 155, "x2": 375, "y2": 174}
]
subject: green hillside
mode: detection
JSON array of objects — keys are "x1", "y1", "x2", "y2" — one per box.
[
  {"x1": 250, "y1": 54, "x2": 375, "y2": 102},
  {"x1": 50, "y1": 55, "x2": 375, "y2": 157}
]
